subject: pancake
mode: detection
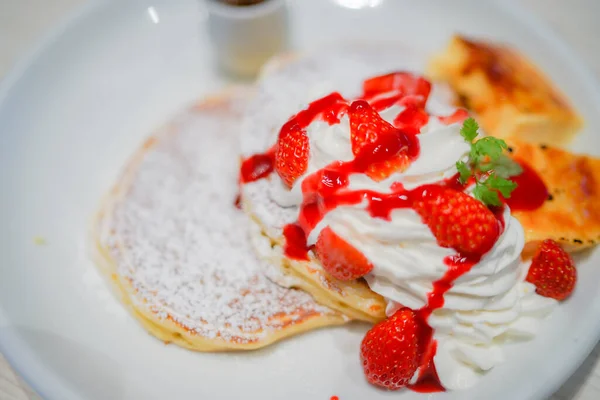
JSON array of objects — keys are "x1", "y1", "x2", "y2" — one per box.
[
  {"x1": 242, "y1": 179, "x2": 387, "y2": 323},
  {"x1": 238, "y1": 45, "x2": 439, "y2": 323},
  {"x1": 507, "y1": 140, "x2": 600, "y2": 256},
  {"x1": 427, "y1": 35, "x2": 583, "y2": 146},
  {"x1": 91, "y1": 90, "x2": 347, "y2": 352}
]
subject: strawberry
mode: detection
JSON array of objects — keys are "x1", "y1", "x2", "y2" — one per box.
[
  {"x1": 413, "y1": 186, "x2": 500, "y2": 255},
  {"x1": 315, "y1": 227, "x2": 373, "y2": 281},
  {"x1": 275, "y1": 121, "x2": 310, "y2": 188},
  {"x1": 362, "y1": 72, "x2": 431, "y2": 105},
  {"x1": 526, "y1": 239, "x2": 576, "y2": 301},
  {"x1": 360, "y1": 308, "x2": 421, "y2": 390},
  {"x1": 348, "y1": 100, "x2": 416, "y2": 181}
]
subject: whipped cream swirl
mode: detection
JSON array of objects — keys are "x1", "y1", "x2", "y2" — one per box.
[{"x1": 269, "y1": 89, "x2": 556, "y2": 390}]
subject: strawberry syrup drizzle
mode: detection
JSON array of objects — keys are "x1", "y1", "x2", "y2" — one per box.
[
  {"x1": 394, "y1": 106, "x2": 429, "y2": 135},
  {"x1": 296, "y1": 133, "x2": 420, "y2": 233},
  {"x1": 239, "y1": 149, "x2": 275, "y2": 184},
  {"x1": 504, "y1": 160, "x2": 548, "y2": 211},
  {"x1": 409, "y1": 254, "x2": 479, "y2": 392},
  {"x1": 239, "y1": 73, "x2": 502, "y2": 393},
  {"x1": 438, "y1": 108, "x2": 469, "y2": 125},
  {"x1": 239, "y1": 93, "x2": 348, "y2": 185},
  {"x1": 409, "y1": 340, "x2": 442, "y2": 393},
  {"x1": 282, "y1": 224, "x2": 310, "y2": 261},
  {"x1": 282, "y1": 92, "x2": 348, "y2": 130}
]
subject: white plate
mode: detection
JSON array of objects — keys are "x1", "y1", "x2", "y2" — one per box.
[{"x1": 1, "y1": 1, "x2": 599, "y2": 399}]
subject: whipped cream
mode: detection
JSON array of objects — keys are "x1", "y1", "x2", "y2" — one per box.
[{"x1": 268, "y1": 85, "x2": 557, "y2": 390}]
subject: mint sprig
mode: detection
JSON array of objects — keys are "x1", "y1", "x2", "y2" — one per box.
[{"x1": 456, "y1": 118, "x2": 522, "y2": 206}]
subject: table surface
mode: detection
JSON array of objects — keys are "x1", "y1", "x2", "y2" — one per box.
[{"x1": 1, "y1": 0, "x2": 600, "y2": 399}]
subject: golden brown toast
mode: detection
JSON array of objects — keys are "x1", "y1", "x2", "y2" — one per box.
[
  {"x1": 428, "y1": 36, "x2": 582, "y2": 146},
  {"x1": 507, "y1": 140, "x2": 600, "y2": 255}
]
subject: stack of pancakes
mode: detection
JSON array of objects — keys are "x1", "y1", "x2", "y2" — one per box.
[{"x1": 92, "y1": 38, "x2": 599, "y2": 351}]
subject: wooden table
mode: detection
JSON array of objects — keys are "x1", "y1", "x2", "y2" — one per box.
[{"x1": 1, "y1": 0, "x2": 599, "y2": 398}]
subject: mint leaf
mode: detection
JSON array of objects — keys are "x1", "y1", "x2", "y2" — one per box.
[
  {"x1": 457, "y1": 117, "x2": 519, "y2": 206},
  {"x1": 469, "y1": 144, "x2": 483, "y2": 164},
  {"x1": 472, "y1": 137, "x2": 507, "y2": 161},
  {"x1": 456, "y1": 160, "x2": 472, "y2": 183},
  {"x1": 460, "y1": 117, "x2": 479, "y2": 142},
  {"x1": 491, "y1": 154, "x2": 523, "y2": 178},
  {"x1": 486, "y1": 174, "x2": 518, "y2": 198},
  {"x1": 473, "y1": 181, "x2": 502, "y2": 206},
  {"x1": 478, "y1": 161, "x2": 495, "y2": 172}
]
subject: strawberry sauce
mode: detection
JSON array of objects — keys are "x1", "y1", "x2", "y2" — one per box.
[
  {"x1": 288, "y1": 92, "x2": 348, "y2": 127},
  {"x1": 234, "y1": 193, "x2": 242, "y2": 209},
  {"x1": 505, "y1": 160, "x2": 548, "y2": 211},
  {"x1": 282, "y1": 224, "x2": 310, "y2": 261},
  {"x1": 438, "y1": 108, "x2": 469, "y2": 125},
  {"x1": 240, "y1": 149, "x2": 275, "y2": 183},
  {"x1": 406, "y1": 252, "x2": 479, "y2": 392},
  {"x1": 239, "y1": 72, "x2": 505, "y2": 393},
  {"x1": 295, "y1": 132, "x2": 420, "y2": 234},
  {"x1": 424, "y1": 255, "x2": 479, "y2": 320},
  {"x1": 394, "y1": 106, "x2": 429, "y2": 134}
]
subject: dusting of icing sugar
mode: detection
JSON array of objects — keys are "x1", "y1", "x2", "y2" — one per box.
[
  {"x1": 99, "y1": 98, "x2": 337, "y2": 344},
  {"x1": 243, "y1": 175, "x2": 297, "y2": 238}
]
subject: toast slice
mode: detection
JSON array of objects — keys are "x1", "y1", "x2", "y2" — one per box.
[
  {"x1": 508, "y1": 140, "x2": 600, "y2": 255},
  {"x1": 428, "y1": 36, "x2": 582, "y2": 146}
]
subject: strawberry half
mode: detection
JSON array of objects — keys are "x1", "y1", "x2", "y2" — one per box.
[
  {"x1": 348, "y1": 100, "x2": 417, "y2": 181},
  {"x1": 315, "y1": 227, "x2": 373, "y2": 281},
  {"x1": 361, "y1": 308, "x2": 422, "y2": 390},
  {"x1": 275, "y1": 122, "x2": 310, "y2": 188},
  {"x1": 363, "y1": 72, "x2": 432, "y2": 106},
  {"x1": 526, "y1": 239, "x2": 576, "y2": 301},
  {"x1": 413, "y1": 186, "x2": 501, "y2": 256}
]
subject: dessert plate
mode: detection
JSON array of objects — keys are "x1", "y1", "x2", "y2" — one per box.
[{"x1": 0, "y1": 0, "x2": 598, "y2": 399}]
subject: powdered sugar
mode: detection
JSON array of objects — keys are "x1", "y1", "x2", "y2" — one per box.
[
  {"x1": 98, "y1": 96, "x2": 336, "y2": 344},
  {"x1": 243, "y1": 175, "x2": 297, "y2": 239}
]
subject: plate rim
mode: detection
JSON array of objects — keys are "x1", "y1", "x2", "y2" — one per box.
[
  {"x1": 0, "y1": 1, "x2": 599, "y2": 399},
  {"x1": 0, "y1": 2, "x2": 104, "y2": 398}
]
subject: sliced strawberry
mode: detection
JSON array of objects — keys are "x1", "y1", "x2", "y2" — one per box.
[
  {"x1": 348, "y1": 100, "x2": 417, "y2": 181},
  {"x1": 413, "y1": 186, "x2": 501, "y2": 256},
  {"x1": 349, "y1": 100, "x2": 393, "y2": 154},
  {"x1": 526, "y1": 239, "x2": 576, "y2": 301},
  {"x1": 274, "y1": 122, "x2": 310, "y2": 188},
  {"x1": 361, "y1": 308, "x2": 422, "y2": 390},
  {"x1": 362, "y1": 72, "x2": 432, "y2": 103},
  {"x1": 315, "y1": 227, "x2": 373, "y2": 281}
]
